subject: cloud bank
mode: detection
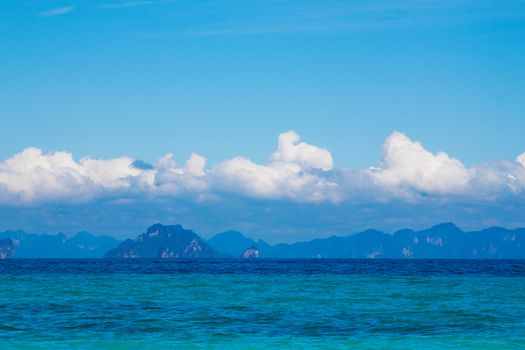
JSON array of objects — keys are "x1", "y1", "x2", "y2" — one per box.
[{"x1": 1, "y1": 130, "x2": 525, "y2": 206}]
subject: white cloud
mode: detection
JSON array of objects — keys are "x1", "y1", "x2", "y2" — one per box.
[
  {"x1": 0, "y1": 148, "x2": 152, "y2": 203},
  {"x1": 213, "y1": 131, "x2": 338, "y2": 202},
  {"x1": 81, "y1": 157, "x2": 145, "y2": 189},
  {"x1": 517, "y1": 152, "x2": 525, "y2": 168},
  {"x1": 270, "y1": 131, "x2": 333, "y2": 170},
  {"x1": 213, "y1": 157, "x2": 338, "y2": 202},
  {"x1": 1, "y1": 130, "x2": 525, "y2": 205},
  {"x1": 369, "y1": 131, "x2": 471, "y2": 195},
  {"x1": 185, "y1": 153, "x2": 207, "y2": 176},
  {"x1": 154, "y1": 153, "x2": 208, "y2": 195}
]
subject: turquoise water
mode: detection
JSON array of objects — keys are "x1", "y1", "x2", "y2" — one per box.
[{"x1": 1, "y1": 260, "x2": 525, "y2": 349}]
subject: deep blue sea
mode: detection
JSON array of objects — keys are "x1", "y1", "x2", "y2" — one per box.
[{"x1": 1, "y1": 259, "x2": 525, "y2": 349}]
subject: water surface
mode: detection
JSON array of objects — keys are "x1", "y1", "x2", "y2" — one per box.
[{"x1": 1, "y1": 259, "x2": 524, "y2": 349}]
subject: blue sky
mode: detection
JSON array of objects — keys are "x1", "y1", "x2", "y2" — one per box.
[
  {"x1": 1, "y1": 1, "x2": 525, "y2": 240},
  {"x1": 2, "y1": 0, "x2": 525, "y2": 166}
]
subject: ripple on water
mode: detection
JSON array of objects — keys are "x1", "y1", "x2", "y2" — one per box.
[{"x1": 1, "y1": 260, "x2": 525, "y2": 349}]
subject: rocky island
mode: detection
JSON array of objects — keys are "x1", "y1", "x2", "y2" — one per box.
[
  {"x1": 241, "y1": 246, "x2": 260, "y2": 259},
  {"x1": 104, "y1": 224, "x2": 220, "y2": 258},
  {"x1": 0, "y1": 238, "x2": 14, "y2": 259}
]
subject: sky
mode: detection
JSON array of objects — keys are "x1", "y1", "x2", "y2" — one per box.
[{"x1": 1, "y1": 1, "x2": 525, "y2": 241}]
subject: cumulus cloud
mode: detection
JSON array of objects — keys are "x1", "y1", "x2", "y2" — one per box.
[
  {"x1": 1, "y1": 130, "x2": 525, "y2": 206},
  {"x1": 154, "y1": 153, "x2": 208, "y2": 195},
  {"x1": 270, "y1": 131, "x2": 333, "y2": 170},
  {"x1": 213, "y1": 157, "x2": 338, "y2": 202},
  {"x1": 517, "y1": 152, "x2": 525, "y2": 168},
  {"x1": 212, "y1": 131, "x2": 338, "y2": 202},
  {"x1": 369, "y1": 132, "x2": 471, "y2": 195},
  {"x1": 0, "y1": 147, "x2": 153, "y2": 203}
]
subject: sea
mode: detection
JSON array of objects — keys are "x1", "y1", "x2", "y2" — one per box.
[{"x1": 1, "y1": 259, "x2": 525, "y2": 349}]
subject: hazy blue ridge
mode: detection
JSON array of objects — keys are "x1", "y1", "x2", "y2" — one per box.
[
  {"x1": 208, "y1": 230, "x2": 266, "y2": 258},
  {"x1": 209, "y1": 223, "x2": 525, "y2": 259},
  {"x1": 0, "y1": 230, "x2": 120, "y2": 258},
  {"x1": 2, "y1": 222, "x2": 525, "y2": 258}
]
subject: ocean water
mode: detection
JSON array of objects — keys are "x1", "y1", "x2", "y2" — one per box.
[{"x1": 1, "y1": 260, "x2": 525, "y2": 349}]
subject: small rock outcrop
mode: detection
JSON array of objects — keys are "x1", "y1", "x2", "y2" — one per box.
[
  {"x1": 242, "y1": 246, "x2": 259, "y2": 259},
  {"x1": 104, "y1": 224, "x2": 220, "y2": 258},
  {"x1": 0, "y1": 238, "x2": 14, "y2": 259}
]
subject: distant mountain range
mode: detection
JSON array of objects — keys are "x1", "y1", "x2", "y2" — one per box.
[
  {"x1": 232, "y1": 223, "x2": 525, "y2": 259},
  {"x1": 0, "y1": 230, "x2": 121, "y2": 258},
  {"x1": 1, "y1": 222, "x2": 525, "y2": 259}
]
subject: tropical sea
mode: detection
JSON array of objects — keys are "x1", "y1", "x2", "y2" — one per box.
[{"x1": 1, "y1": 260, "x2": 525, "y2": 349}]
